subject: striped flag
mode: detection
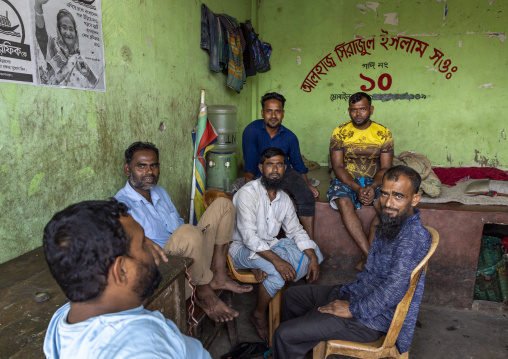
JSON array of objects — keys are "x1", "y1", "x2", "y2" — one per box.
[{"x1": 191, "y1": 97, "x2": 217, "y2": 224}]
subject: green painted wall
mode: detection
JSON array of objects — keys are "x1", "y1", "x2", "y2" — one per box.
[
  {"x1": 2, "y1": 0, "x2": 507, "y2": 264},
  {"x1": 0, "y1": 0, "x2": 253, "y2": 264},
  {"x1": 256, "y1": 0, "x2": 508, "y2": 168}
]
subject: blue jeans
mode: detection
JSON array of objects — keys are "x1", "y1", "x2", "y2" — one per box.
[{"x1": 200, "y1": 4, "x2": 221, "y2": 72}]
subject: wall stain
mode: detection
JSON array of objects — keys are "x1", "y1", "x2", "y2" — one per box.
[
  {"x1": 474, "y1": 149, "x2": 500, "y2": 167},
  {"x1": 485, "y1": 32, "x2": 506, "y2": 42},
  {"x1": 447, "y1": 154, "x2": 452, "y2": 164},
  {"x1": 121, "y1": 45, "x2": 132, "y2": 64}
]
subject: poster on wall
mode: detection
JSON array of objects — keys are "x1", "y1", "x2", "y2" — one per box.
[
  {"x1": 0, "y1": 0, "x2": 36, "y2": 85},
  {"x1": 31, "y1": 0, "x2": 106, "y2": 91}
]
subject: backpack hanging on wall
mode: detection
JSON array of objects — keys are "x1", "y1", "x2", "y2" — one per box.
[{"x1": 251, "y1": 29, "x2": 272, "y2": 73}]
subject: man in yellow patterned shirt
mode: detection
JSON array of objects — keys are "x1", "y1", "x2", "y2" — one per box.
[{"x1": 328, "y1": 92, "x2": 394, "y2": 271}]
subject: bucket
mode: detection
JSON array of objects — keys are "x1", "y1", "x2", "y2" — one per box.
[
  {"x1": 206, "y1": 151, "x2": 237, "y2": 192},
  {"x1": 208, "y1": 105, "x2": 238, "y2": 152}
]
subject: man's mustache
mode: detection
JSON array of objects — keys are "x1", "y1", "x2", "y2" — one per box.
[{"x1": 381, "y1": 205, "x2": 399, "y2": 213}]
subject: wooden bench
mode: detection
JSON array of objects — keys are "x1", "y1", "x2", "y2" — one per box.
[{"x1": 0, "y1": 246, "x2": 191, "y2": 359}]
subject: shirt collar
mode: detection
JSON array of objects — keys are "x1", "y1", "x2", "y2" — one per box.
[{"x1": 123, "y1": 181, "x2": 160, "y2": 205}]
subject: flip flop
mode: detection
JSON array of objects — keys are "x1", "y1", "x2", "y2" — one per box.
[{"x1": 221, "y1": 341, "x2": 270, "y2": 359}]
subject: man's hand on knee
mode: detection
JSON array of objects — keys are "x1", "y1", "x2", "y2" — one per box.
[
  {"x1": 273, "y1": 257, "x2": 296, "y2": 281},
  {"x1": 308, "y1": 184, "x2": 320, "y2": 198},
  {"x1": 318, "y1": 299, "x2": 353, "y2": 318},
  {"x1": 258, "y1": 250, "x2": 296, "y2": 281},
  {"x1": 304, "y1": 248, "x2": 320, "y2": 284},
  {"x1": 306, "y1": 259, "x2": 320, "y2": 284}
]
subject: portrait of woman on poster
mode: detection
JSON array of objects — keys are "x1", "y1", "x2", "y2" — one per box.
[{"x1": 34, "y1": 0, "x2": 98, "y2": 88}]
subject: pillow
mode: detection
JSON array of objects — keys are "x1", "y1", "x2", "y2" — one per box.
[
  {"x1": 465, "y1": 179, "x2": 490, "y2": 195},
  {"x1": 465, "y1": 180, "x2": 508, "y2": 196},
  {"x1": 490, "y1": 180, "x2": 508, "y2": 196}
]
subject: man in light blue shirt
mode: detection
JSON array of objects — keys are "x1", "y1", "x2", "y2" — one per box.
[
  {"x1": 115, "y1": 179, "x2": 184, "y2": 249},
  {"x1": 43, "y1": 199, "x2": 211, "y2": 359},
  {"x1": 115, "y1": 142, "x2": 252, "y2": 323}
]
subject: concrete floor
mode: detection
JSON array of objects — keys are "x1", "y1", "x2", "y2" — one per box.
[{"x1": 207, "y1": 281, "x2": 508, "y2": 359}]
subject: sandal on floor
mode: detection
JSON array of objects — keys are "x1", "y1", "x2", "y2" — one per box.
[{"x1": 221, "y1": 341, "x2": 270, "y2": 359}]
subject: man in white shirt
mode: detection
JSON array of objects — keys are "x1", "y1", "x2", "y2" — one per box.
[
  {"x1": 230, "y1": 147, "x2": 323, "y2": 341},
  {"x1": 42, "y1": 199, "x2": 211, "y2": 359}
]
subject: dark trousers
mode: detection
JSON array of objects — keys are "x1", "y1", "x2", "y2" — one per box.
[
  {"x1": 282, "y1": 167, "x2": 315, "y2": 217},
  {"x1": 273, "y1": 285, "x2": 383, "y2": 359}
]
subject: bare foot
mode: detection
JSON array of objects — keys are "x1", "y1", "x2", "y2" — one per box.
[
  {"x1": 354, "y1": 258, "x2": 366, "y2": 271},
  {"x1": 251, "y1": 268, "x2": 267, "y2": 283},
  {"x1": 250, "y1": 310, "x2": 269, "y2": 342},
  {"x1": 209, "y1": 276, "x2": 253, "y2": 294},
  {"x1": 195, "y1": 285, "x2": 239, "y2": 323}
]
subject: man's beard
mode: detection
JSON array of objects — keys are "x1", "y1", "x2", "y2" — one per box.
[
  {"x1": 266, "y1": 118, "x2": 280, "y2": 129},
  {"x1": 376, "y1": 205, "x2": 412, "y2": 242},
  {"x1": 130, "y1": 173, "x2": 158, "y2": 191},
  {"x1": 261, "y1": 173, "x2": 285, "y2": 191},
  {"x1": 133, "y1": 259, "x2": 162, "y2": 300},
  {"x1": 353, "y1": 114, "x2": 370, "y2": 127}
]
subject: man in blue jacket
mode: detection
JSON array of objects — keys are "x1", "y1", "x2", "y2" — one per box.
[
  {"x1": 242, "y1": 92, "x2": 319, "y2": 239},
  {"x1": 272, "y1": 166, "x2": 431, "y2": 359}
]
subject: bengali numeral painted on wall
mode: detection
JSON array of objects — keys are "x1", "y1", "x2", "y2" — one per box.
[{"x1": 359, "y1": 73, "x2": 392, "y2": 92}]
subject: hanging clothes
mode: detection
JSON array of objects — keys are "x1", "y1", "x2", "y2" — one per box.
[
  {"x1": 201, "y1": 4, "x2": 272, "y2": 93},
  {"x1": 217, "y1": 14, "x2": 246, "y2": 93},
  {"x1": 200, "y1": 4, "x2": 221, "y2": 72},
  {"x1": 240, "y1": 21, "x2": 257, "y2": 77}
]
